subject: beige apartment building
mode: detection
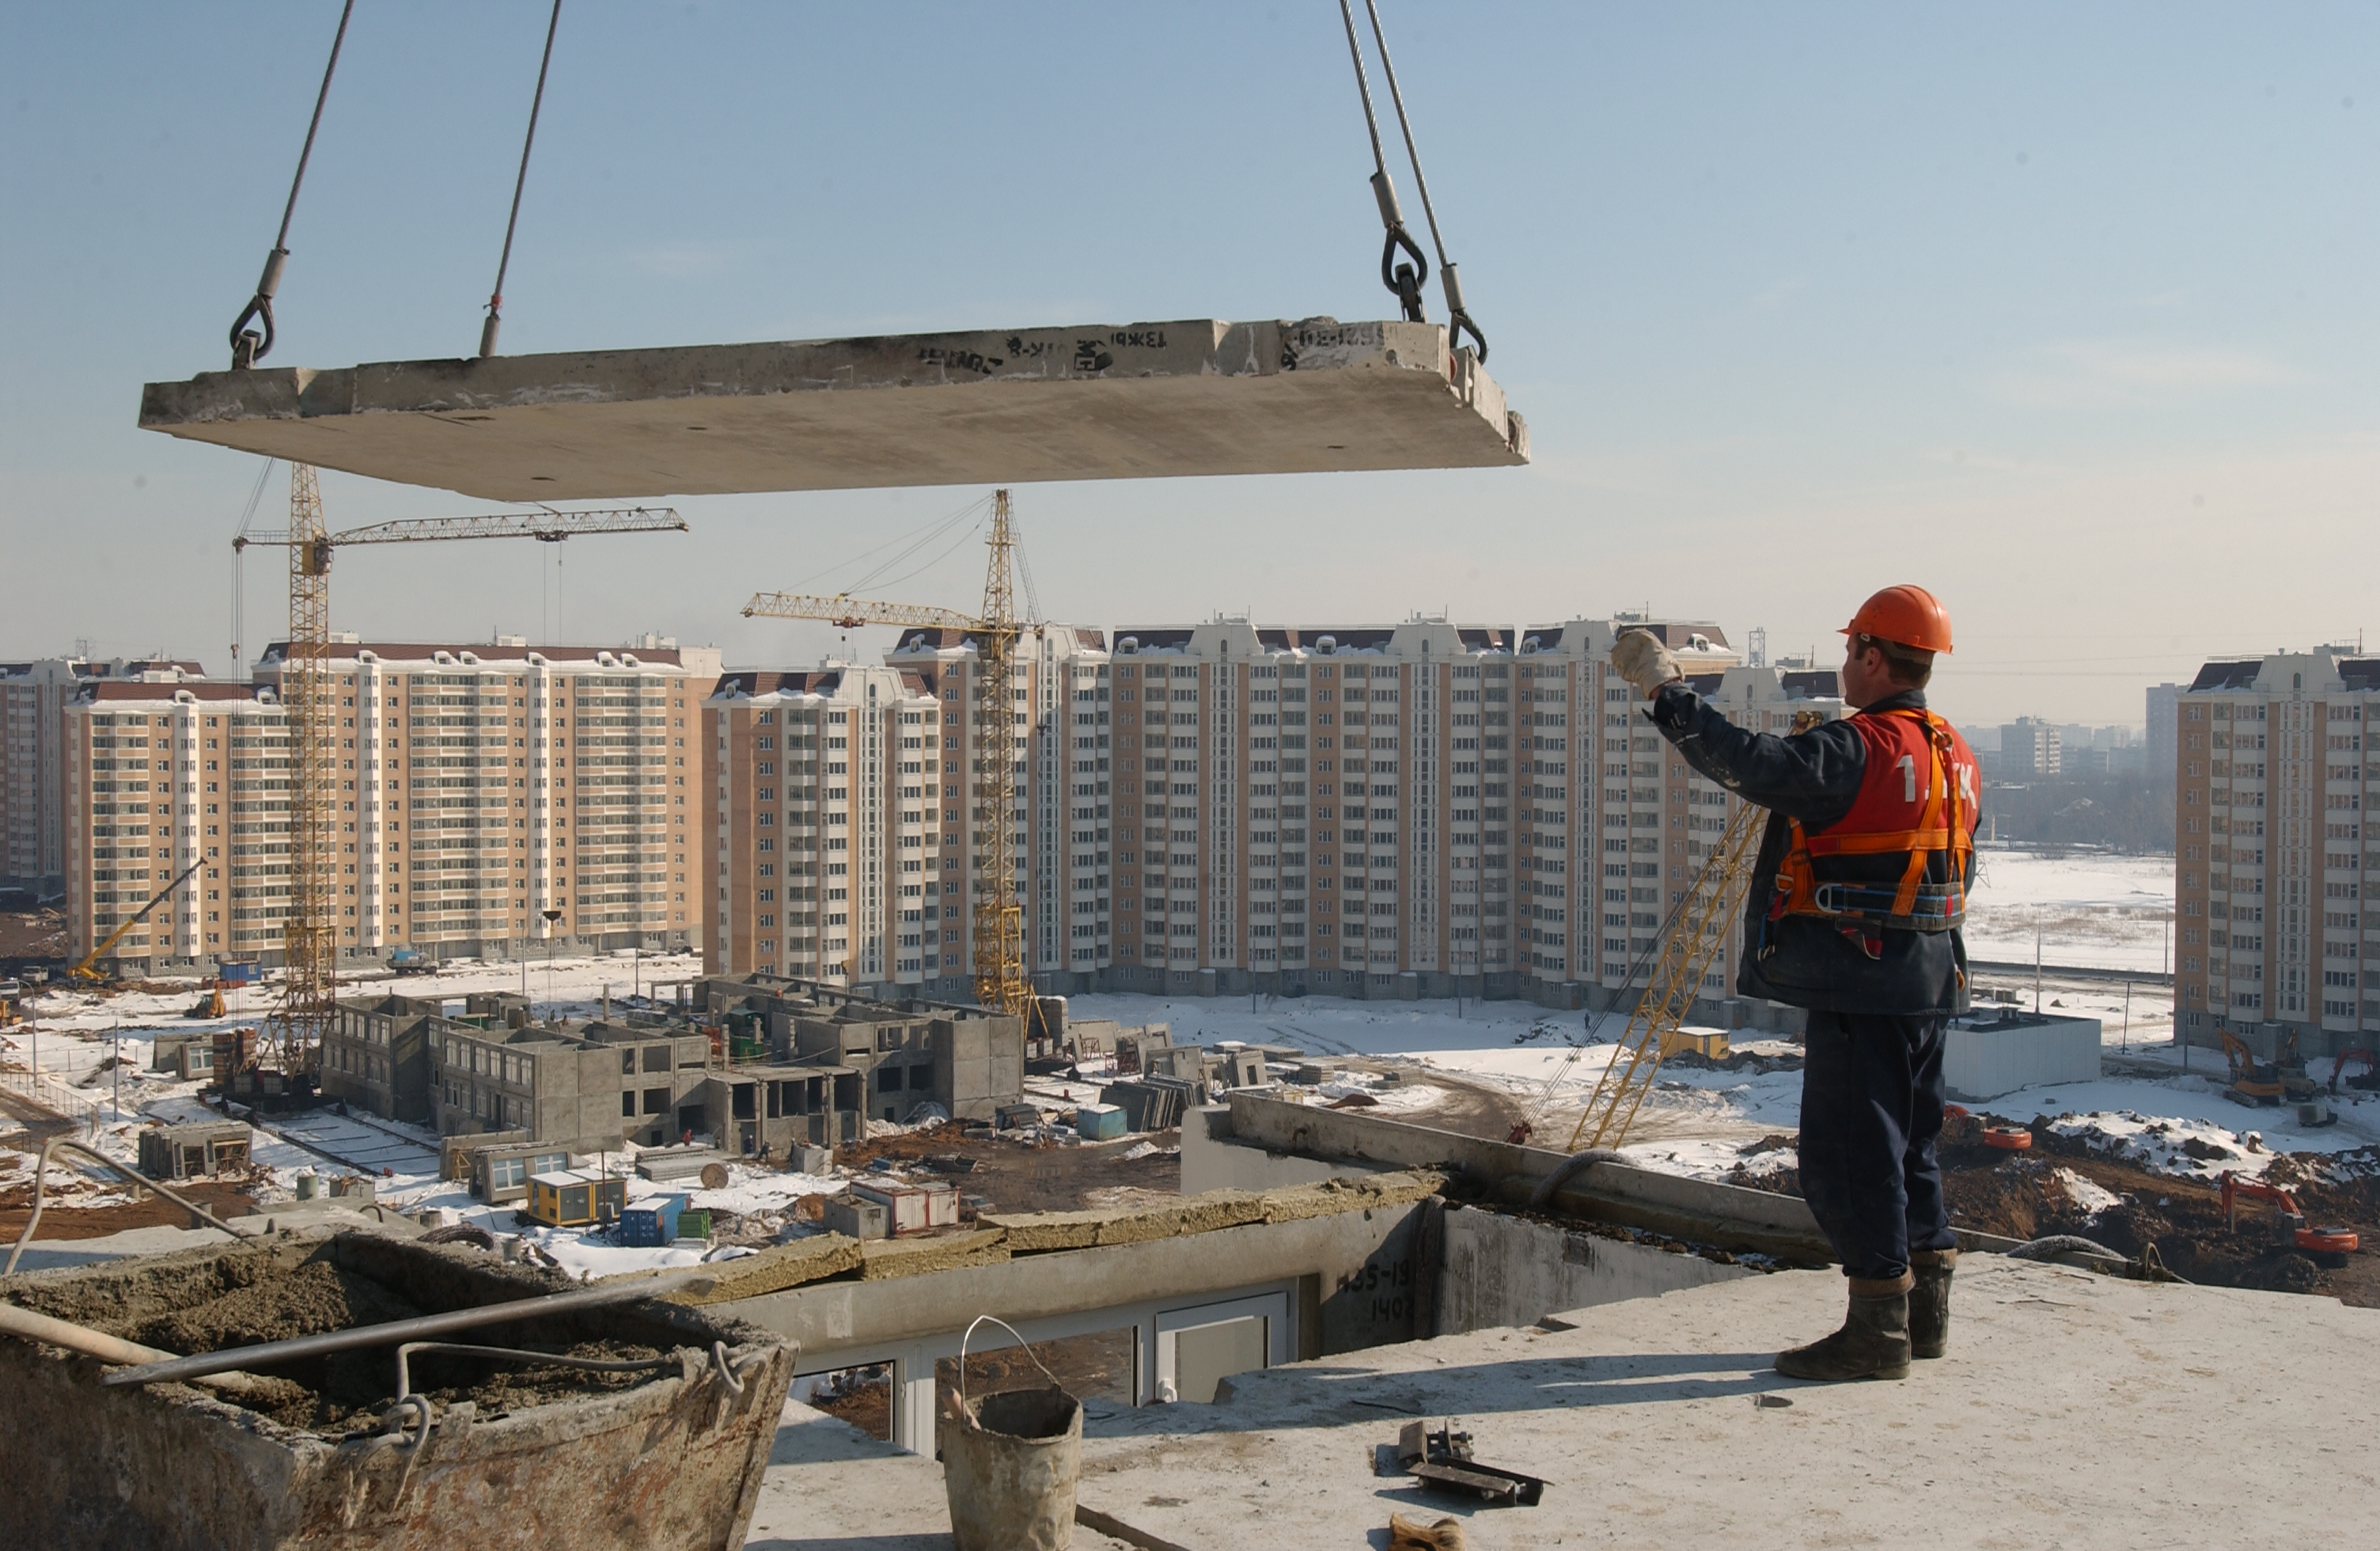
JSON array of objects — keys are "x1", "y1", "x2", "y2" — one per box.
[
  {"x1": 1085, "y1": 615, "x2": 1839, "y2": 1012},
  {"x1": 705, "y1": 624, "x2": 1109, "y2": 997},
  {"x1": 2173, "y1": 648, "x2": 2376, "y2": 1056},
  {"x1": 61, "y1": 636, "x2": 715, "y2": 975},
  {"x1": 3, "y1": 656, "x2": 206, "y2": 893},
  {"x1": 705, "y1": 616, "x2": 1846, "y2": 1016}
]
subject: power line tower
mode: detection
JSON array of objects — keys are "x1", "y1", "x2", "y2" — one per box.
[
  {"x1": 237, "y1": 465, "x2": 688, "y2": 1082},
  {"x1": 741, "y1": 490, "x2": 1034, "y2": 1020}
]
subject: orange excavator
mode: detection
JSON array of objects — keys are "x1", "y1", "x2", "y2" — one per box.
[
  {"x1": 2219, "y1": 1171, "x2": 2359, "y2": 1268},
  {"x1": 2329, "y1": 1048, "x2": 2378, "y2": 1097},
  {"x1": 2219, "y1": 1026, "x2": 2317, "y2": 1108}
]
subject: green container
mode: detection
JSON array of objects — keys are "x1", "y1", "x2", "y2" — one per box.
[
  {"x1": 676, "y1": 1208, "x2": 713, "y2": 1242},
  {"x1": 729, "y1": 1037, "x2": 764, "y2": 1062}
]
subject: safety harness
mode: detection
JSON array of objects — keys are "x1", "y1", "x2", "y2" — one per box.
[{"x1": 1764, "y1": 707, "x2": 1975, "y2": 958}]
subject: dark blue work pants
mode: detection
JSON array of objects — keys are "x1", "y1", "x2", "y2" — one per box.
[{"x1": 1798, "y1": 1011, "x2": 1958, "y2": 1281}]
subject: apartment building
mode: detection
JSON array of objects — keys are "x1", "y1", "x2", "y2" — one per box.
[
  {"x1": 703, "y1": 616, "x2": 1851, "y2": 1016},
  {"x1": 4, "y1": 657, "x2": 206, "y2": 893},
  {"x1": 2173, "y1": 648, "x2": 2377, "y2": 1056},
  {"x1": 2146, "y1": 684, "x2": 2181, "y2": 779},
  {"x1": 703, "y1": 662, "x2": 946, "y2": 990},
  {"x1": 59, "y1": 680, "x2": 269, "y2": 970},
  {"x1": 1996, "y1": 717, "x2": 2063, "y2": 779},
  {"x1": 706, "y1": 626, "x2": 1109, "y2": 998},
  {"x1": 1090, "y1": 614, "x2": 1816, "y2": 1011},
  {"x1": 60, "y1": 636, "x2": 716, "y2": 976},
  {"x1": 250, "y1": 635, "x2": 718, "y2": 961}
]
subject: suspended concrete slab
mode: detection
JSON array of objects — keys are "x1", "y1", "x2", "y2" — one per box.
[{"x1": 138, "y1": 317, "x2": 1527, "y2": 501}]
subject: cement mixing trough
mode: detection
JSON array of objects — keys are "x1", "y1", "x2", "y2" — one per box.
[
  {"x1": 137, "y1": 317, "x2": 1528, "y2": 499},
  {"x1": 0, "y1": 1228, "x2": 795, "y2": 1551}
]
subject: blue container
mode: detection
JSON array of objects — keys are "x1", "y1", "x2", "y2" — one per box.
[
  {"x1": 1074, "y1": 1103, "x2": 1127, "y2": 1141},
  {"x1": 215, "y1": 958, "x2": 261, "y2": 985},
  {"x1": 616, "y1": 1193, "x2": 686, "y2": 1247}
]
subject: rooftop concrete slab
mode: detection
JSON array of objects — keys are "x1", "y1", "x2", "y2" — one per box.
[
  {"x1": 138, "y1": 318, "x2": 1528, "y2": 500},
  {"x1": 753, "y1": 1255, "x2": 2380, "y2": 1549}
]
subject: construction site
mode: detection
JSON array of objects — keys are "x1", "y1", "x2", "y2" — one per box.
[{"x1": 6, "y1": 4, "x2": 2379, "y2": 1549}]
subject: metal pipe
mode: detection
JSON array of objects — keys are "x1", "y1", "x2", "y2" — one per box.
[
  {"x1": 100, "y1": 1269, "x2": 717, "y2": 1389},
  {"x1": 0, "y1": 1303, "x2": 273, "y2": 1396},
  {"x1": 6, "y1": 1136, "x2": 246, "y2": 1275}
]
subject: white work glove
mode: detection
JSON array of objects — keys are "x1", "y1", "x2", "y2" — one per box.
[{"x1": 1609, "y1": 629, "x2": 1681, "y2": 700}]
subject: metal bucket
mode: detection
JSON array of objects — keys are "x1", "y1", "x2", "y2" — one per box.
[{"x1": 941, "y1": 1316, "x2": 1082, "y2": 1551}]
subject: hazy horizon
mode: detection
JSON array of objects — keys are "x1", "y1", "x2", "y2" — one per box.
[{"x1": 6, "y1": 2, "x2": 2371, "y2": 727}]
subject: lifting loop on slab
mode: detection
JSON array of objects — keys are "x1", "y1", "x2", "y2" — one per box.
[
  {"x1": 479, "y1": 0, "x2": 565, "y2": 358},
  {"x1": 1337, "y1": 1, "x2": 1428, "y2": 323},
  {"x1": 1347, "y1": 0, "x2": 1490, "y2": 359},
  {"x1": 229, "y1": 0, "x2": 357, "y2": 370}
]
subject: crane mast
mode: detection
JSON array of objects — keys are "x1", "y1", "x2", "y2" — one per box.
[
  {"x1": 739, "y1": 491, "x2": 1034, "y2": 1020},
  {"x1": 263, "y1": 464, "x2": 337, "y2": 1080},
  {"x1": 972, "y1": 493, "x2": 1027, "y2": 1018},
  {"x1": 239, "y1": 470, "x2": 688, "y2": 1083}
]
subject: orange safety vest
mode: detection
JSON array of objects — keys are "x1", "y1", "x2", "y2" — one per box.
[{"x1": 1769, "y1": 706, "x2": 1980, "y2": 934}]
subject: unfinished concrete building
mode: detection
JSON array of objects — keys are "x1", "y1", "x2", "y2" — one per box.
[
  {"x1": 426, "y1": 994, "x2": 716, "y2": 1153},
  {"x1": 695, "y1": 973, "x2": 1025, "y2": 1143},
  {"x1": 320, "y1": 992, "x2": 442, "y2": 1124}
]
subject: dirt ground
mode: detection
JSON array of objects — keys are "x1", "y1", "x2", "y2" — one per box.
[
  {"x1": 0, "y1": 1121, "x2": 259, "y2": 1242},
  {"x1": 0, "y1": 907, "x2": 65, "y2": 962},
  {"x1": 1728, "y1": 1120, "x2": 2380, "y2": 1307}
]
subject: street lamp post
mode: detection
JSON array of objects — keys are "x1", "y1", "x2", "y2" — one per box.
[{"x1": 541, "y1": 909, "x2": 564, "y2": 1021}]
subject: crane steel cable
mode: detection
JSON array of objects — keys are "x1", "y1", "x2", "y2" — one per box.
[
  {"x1": 229, "y1": 0, "x2": 358, "y2": 369},
  {"x1": 1357, "y1": 0, "x2": 1488, "y2": 359},
  {"x1": 1334, "y1": 0, "x2": 1428, "y2": 322},
  {"x1": 479, "y1": 0, "x2": 565, "y2": 358}
]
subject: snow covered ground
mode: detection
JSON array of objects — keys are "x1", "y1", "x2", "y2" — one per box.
[{"x1": 1964, "y1": 845, "x2": 2174, "y2": 973}]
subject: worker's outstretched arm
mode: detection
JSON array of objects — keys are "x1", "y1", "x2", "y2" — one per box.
[{"x1": 1647, "y1": 683, "x2": 1865, "y2": 826}]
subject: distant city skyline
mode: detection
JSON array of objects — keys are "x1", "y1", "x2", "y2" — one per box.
[{"x1": 6, "y1": 3, "x2": 2372, "y2": 727}]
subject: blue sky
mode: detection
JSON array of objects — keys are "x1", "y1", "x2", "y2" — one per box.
[{"x1": 3, "y1": 2, "x2": 2371, "y2": 726}]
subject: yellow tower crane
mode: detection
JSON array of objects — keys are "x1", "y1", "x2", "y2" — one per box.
[
  {"x1": 1522, "y1": 707, "x2": 1825, "y2": 1152},
  {"x1": 233, "y1": 465, "x2": 688, "y2": 1080},
  {"x1": 741, "y1": 491, "x2": 1030, "y2": 1018}
]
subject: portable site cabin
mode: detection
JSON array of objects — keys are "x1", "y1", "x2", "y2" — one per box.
[
  {"x1": 617, "y1": 1195, "x2": 686, "y2": 1248},
  {"x1": 848, "y1": 1180, "x2": 961, "y2": 1237},
  {"x1": 471, "y1": 1142, "x2": 574, "y2": 1205},
  {"x1": 524, "y1": 1170, "x2": 628, "y2": 1228}
]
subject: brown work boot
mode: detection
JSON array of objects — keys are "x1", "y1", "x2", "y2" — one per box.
[
  {"x1": 1910, "y1": 1249, "x2": 1957, "y2": 1359},
  {"x1": 1773, "y1": 1273, "x2": 1914, "y2": 1382}
]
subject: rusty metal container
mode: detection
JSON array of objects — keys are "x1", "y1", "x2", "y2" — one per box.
[{"x1": 0, "y1": 1228, "x2": 796, "y2": 1551}]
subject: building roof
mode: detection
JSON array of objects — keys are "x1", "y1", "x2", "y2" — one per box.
[
  {"x1": 70, "y1": 681, "x2": 275, "y2": 710},
  {"x1": 2188, "y1": 659, "x2": 2263, "y2": 691},
  {"x1": 707, "y1": 666, "x2": 937, "y2": 704},
  {"x1": 255, "y1": 640, "x2": 691, "y2": 670}
]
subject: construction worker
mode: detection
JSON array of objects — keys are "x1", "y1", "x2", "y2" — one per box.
[{"x1": 1609, "y1": 586, "x2": 1979, "y2": 1382}]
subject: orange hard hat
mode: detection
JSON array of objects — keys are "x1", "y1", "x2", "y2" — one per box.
[{"x1": 1842, "y1": 585, "x2": 1954, "y2": 654}]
